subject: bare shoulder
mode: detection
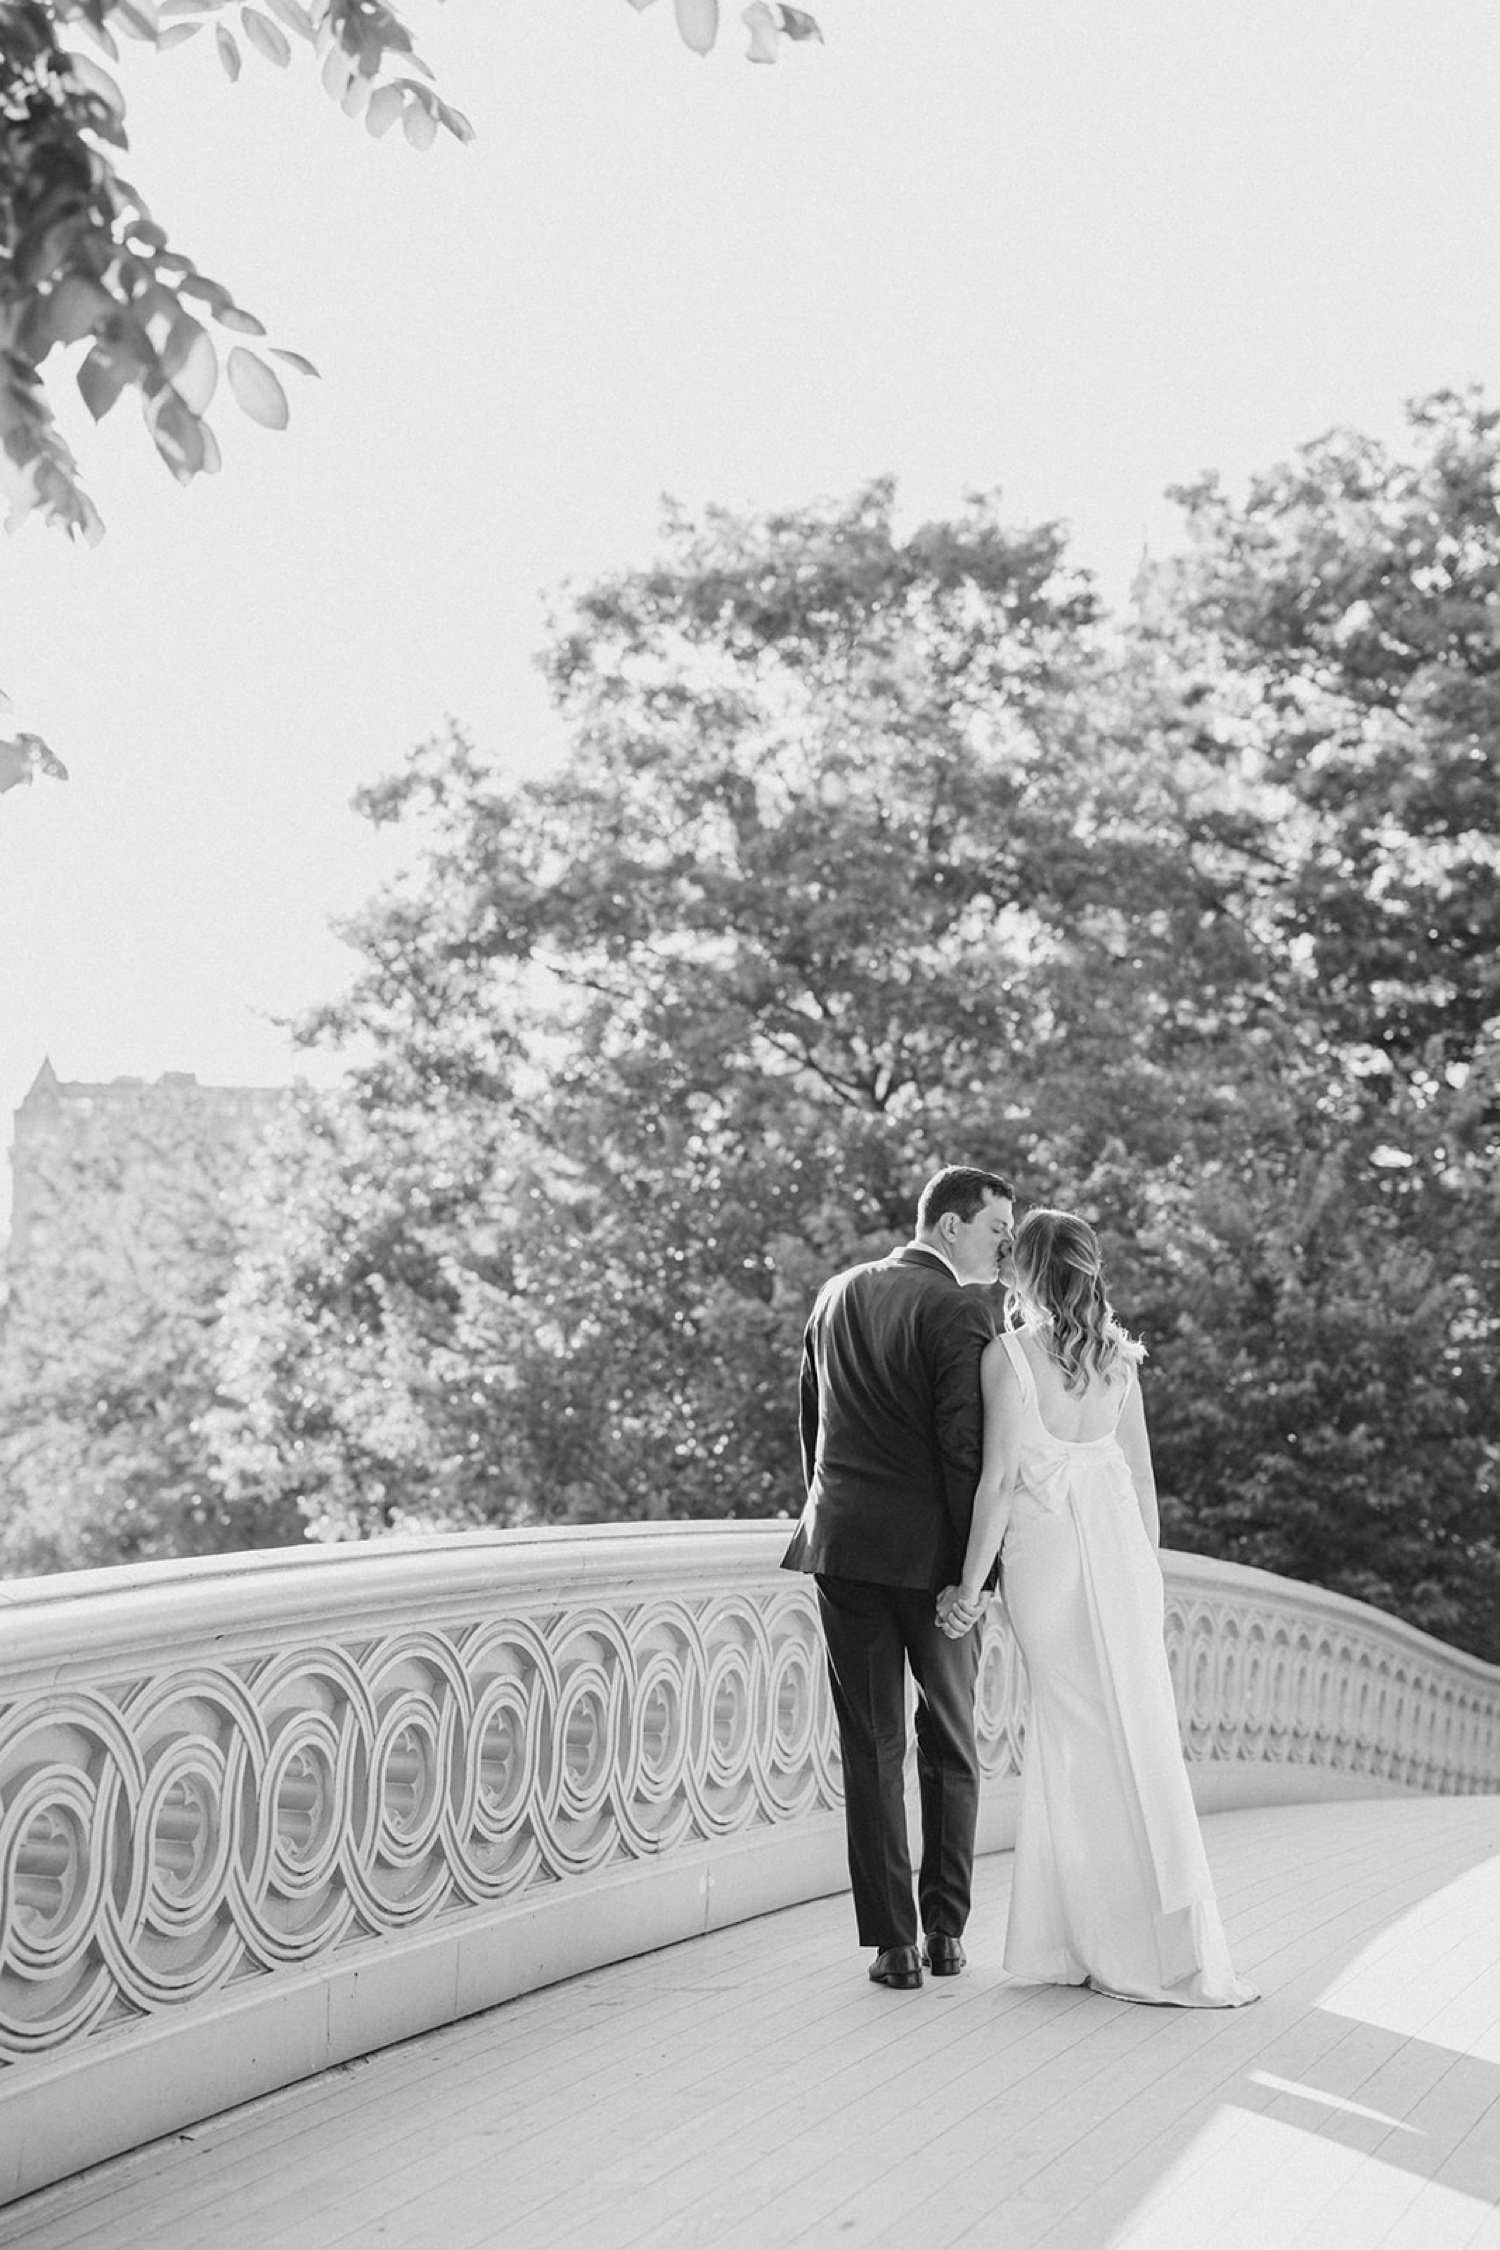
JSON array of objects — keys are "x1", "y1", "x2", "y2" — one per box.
[
  {"x1": 1117, "y1": 1366, "x2": 1149, "y2": 1415},
  {"x1": 980, "y1": 1331, "x2": 1023, "y2": 1387}
]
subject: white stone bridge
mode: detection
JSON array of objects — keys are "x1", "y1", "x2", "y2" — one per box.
[{"x1": 3, "y1": 1525, "x2": 1500, "y2": 2247}]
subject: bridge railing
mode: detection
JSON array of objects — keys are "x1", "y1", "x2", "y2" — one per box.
[{"x1": 4, "y1": 1523, "x2": 1500, "y2": 2203}]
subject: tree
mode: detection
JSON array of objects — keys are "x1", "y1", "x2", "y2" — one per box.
[
  {"x1": 1119, "y1": 388, "x2": 1500, "y2": 1652},
  {"x1": 2, "y1": 0, "x2": 822, "y2": 535},
  {"x1": 0, "y1": 0, "x2": 470, "y2": 550},
  {"x1": 1145, "y1": 387, "x2": 1500, "y2": 1075},
  {"x1": 0, "y1": 1070, "x2": 303, "y2": 1569},
  {"x1": 209, "y1": 427, "x2": 1500, "y2": 1660},
  {"x1": 210, "y1": 482, "x2": 1291, "y2": 1541},
  {"x1": 0, "y1": 0, "x2": 822, "y2": 768}
]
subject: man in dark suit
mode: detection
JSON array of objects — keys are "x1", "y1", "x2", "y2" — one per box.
[{"x1": 783, "y1": 1164, "x2": 1016, "y2": 1989}]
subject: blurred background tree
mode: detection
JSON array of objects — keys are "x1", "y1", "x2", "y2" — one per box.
[{"x1": 0, "y1": 1066, "x2": 303, "y2": 1568}]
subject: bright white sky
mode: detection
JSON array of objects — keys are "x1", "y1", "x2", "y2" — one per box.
[{"x1": 3, "y1": 0, "x2": 1499, "y2": 1215}]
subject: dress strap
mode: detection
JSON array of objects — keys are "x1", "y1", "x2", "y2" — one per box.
[
  {"x1": 1110, "y1": 1358, "x2": 1137, "y2": 1428},
  {"x1": 998, "y1": 1327, "x2": 1037, "y2": 1409}
]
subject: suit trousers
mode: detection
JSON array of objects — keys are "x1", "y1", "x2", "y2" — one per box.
[{"x1": 815, "y1": 1574, "x2": 983, "y2": 1951}]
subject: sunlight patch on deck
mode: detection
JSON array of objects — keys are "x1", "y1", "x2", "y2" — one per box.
[
  {"x1": 1315, "y1": 1858, "x2": 1500, "y2": 2064},
  {"x1": 1103, "y1": 2109, "x2": 1491, "y2": 2250}
]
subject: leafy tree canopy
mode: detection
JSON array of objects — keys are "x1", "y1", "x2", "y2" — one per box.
[
  {"x1": 0, "y1": 1079, "x2": 303, "y2": 1570},
  {"x1": 1117, "y1": 389, "x2": 1500, "y2": 1648},
  {"x1": 1148, "y1": 386, "x2": 1500, "y2": 1074},
  {"x1": 219, "y1": 482, "x2": 1140, "y2": 1536}
]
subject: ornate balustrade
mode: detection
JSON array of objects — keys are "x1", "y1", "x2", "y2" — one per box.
[{"x1": 4, "y1": 1524, "x2": 1500, "y2": 2203}]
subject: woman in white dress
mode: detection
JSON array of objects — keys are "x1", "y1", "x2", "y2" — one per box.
[{"x1": 941, "y1": 1209, "x2": 1257, "y2": 2008}]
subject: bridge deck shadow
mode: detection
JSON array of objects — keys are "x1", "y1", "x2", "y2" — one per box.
[{"x1": 5, "y1": 1797, "x2": 1500, "y2": 2250}]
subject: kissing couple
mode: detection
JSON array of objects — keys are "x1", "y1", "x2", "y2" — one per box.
[{"x1": 782, "y1": 1164, "x2": 1257, "y2": 2008}]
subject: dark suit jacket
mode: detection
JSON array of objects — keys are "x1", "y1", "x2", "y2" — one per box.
[{"x1": 781, "y1": 1244, "x2": 996, "y2": 1592}]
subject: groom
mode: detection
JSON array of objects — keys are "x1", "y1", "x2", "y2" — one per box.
[{"x1": 783, "y1": 1164, "x2": 1015, "y2": 1988}]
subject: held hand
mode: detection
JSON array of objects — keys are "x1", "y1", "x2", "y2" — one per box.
[{"x1": 936, "y1": 1584, "x2": 986, "y2": 1638}]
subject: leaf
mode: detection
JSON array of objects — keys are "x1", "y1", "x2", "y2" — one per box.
[
  {"x1": 226, "y1": 345, "x2": 289, "y2": 430},
  {"x1": 147, "y1": 390, "x2": 208, "y2": 483},
  {"x1": 26, "y1": 733, "x2": 65, "y2": 780},
  {"x1": 43, "y1": 273, "x2": 113, "y2": 348},
  {"x1": 79, "y1": 16, "x2": 121, "y2": 59},
  {"x1": 215, "y1": 304, "x2": 268, "y2": 337},
  {"x1": 0, "y1": 741, "x2": 35, "y2": 793},
  {"x1": 435, "y1": 100, "x2": 475, "y2": 143},
  {"x1": 321, "y1": 43, "x2": 353, "y2": 98},
  {"x1": 364, "y1": 81, "x2": 403, "y2": 135},
  {"x1": 262, "y1": 0, "x2": 315, "y2": 39},
  {"x1": 77, "y1": 341, "x2": 133, "y2": 422},
  {"x1": 241, "y1": 6, "x2": 292, "y2": 65},
  {"x1": 113, "y1": 0, "x2": 161, "y2": 39},
  {"x1": 0, "y1": 735, "x2": 68, "y2": 793},
  {"x1": 741, "y1": 0, "x2": 778, "y2": 61},
  {"x1": 778, "y1": 5, "x2": 822, "y2": 38},
  {"x1": 341, "y1": 70, "x2": 372, "y2": 118},
  {"x1": 176, "y1": 270, "x2": 231, "y2": 315},
  {"x1": 673, "y1": 0, "x2": 718, "y2": 52},
  {"x1": 165, "y1": 322, "x2": 219, "y2": 415},
  {"x1": 138, "y1": 282, "x2": 180, "y2": 355},
  {"x1": 269, "y1": 347, "x2": 320, "y2": 378},
  {"x1": 16, "y1": 217, "x2": 81, "y2": 288},
  {"x1": 64, "y1": 51, "x2": 127, "y2": 119},
  {"x1": 156, "y1": 23, "x2": 201, "y2": 47},
  {"x1": 215, "y1": 22, "x2": 242, "y2": 77},
  {"x1": 402, "y1": 98, "x2": 438, "y2": 150}
]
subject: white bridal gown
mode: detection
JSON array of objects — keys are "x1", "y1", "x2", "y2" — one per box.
[{"x1": 997, "y1": 1331, "x2": 1258, "y2": 2007}]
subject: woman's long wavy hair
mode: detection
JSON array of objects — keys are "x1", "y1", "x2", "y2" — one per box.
[{"x1": 1007, "y1": 1208, "x2": 1144, "y2": 1391}]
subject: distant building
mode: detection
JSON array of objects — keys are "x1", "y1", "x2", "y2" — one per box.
[{"x1": 1, "y1": 1061, "x2": 288, "y2": 1374}]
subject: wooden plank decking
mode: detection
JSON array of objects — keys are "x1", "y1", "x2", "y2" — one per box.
[{"x1": 5, "y1": 1797, "x2": 1500, "y2": 2250}]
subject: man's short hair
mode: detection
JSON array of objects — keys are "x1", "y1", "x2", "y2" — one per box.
[{"x1": 916, "y1": 1164, "x2": 1016, "y2": 1232}]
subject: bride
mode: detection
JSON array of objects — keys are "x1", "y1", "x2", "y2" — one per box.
[{"x1": 939, "y1": 1208, "x2": 1257, "y2": 2008}]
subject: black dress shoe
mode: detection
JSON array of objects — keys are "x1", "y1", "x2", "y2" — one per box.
[
  {"x1": 869, "y1": 1945, "x2": 924, "y2": 1989},
  {"x1": 923, "y1": 1934, "x2": 966, "y2": 1976}
]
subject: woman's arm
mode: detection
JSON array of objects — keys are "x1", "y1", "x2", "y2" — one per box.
[
  {"x1": 941, "y1": 1340, "x2": 1022, "y2": 1630},
  {"x1": 1116, "y1": 1375, "x2": 1160, "y2": 1547}
]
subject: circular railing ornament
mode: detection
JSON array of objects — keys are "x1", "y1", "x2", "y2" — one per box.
[{"x1": 3, "y1": 1531, "x2": 1499, "y2": 2077}]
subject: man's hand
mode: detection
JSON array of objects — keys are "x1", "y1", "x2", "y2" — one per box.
[{"x1": 936, "y1": 1584, "x2": 987, "y2": 1639}]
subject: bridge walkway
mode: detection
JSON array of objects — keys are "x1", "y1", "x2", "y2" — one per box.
[{"x1": 5, "y1": 1796, "x2": 1500, "y2": 2250}]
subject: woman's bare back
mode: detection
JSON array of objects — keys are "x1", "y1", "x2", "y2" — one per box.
[{"x1": 1007, "y1": 1325, "x2": 1132, "y2": 1443}]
